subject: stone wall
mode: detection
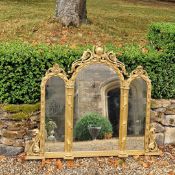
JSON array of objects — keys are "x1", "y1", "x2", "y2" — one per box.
[
  {"x1": 74, "y1": 64, "x2": 119, "y2": 121},
  {"x1": 0, "y1": 99, "x2": 175, "y2": 156},
  {"x1": 0, "y1": 105, "x2": 39, "y2": 156},
  {"x1": 151, "y1": 99, "x2": 175, "y2": 145}
]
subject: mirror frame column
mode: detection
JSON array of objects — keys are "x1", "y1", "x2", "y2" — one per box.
[
  {"x1": 119, "y1": 81, "x2": 129, "y2": 156},
  {"x1": 64, "y1": 81, "x2": 74, "y2": 159}
]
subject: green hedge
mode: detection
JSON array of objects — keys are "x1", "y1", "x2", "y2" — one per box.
[
  {"x1": 74, "y1": 112, "x2": 112, "y2": 141},
  {"x1": 0, "y1": 39, "x2": 174, "y2": 104},
  {"x1": 0, "y1": 43, "x2": 84, "y2": 104},
  {"x1": 148, "y1": 22, "x2": 175, "y2": 52},
  {"x1": 117, "y1": 45, "x2": 175, "y2": 99}
]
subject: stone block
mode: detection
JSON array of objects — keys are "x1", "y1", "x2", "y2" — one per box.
[
  {"x1": 0, "y1": 144, "x2": 23, "y2": 156},
  {"x1": 162, "y1": 115, "x2": 175, "y2": 126},
  {"x1": 1, "y1": 130, "x2": 18, "y2": 138},
  {"x1": 150, "y1": 110, "x2": 158, "y2": 122},
  {"x1": 155, "y1": 133, "x2": 164, "y2": 145},
  {"x1": 0, "y1": 111, "x2": 9, "y2": 120},
  {"x1": 164, "y1": 127, "x2": 175, "y2": 144},
  {"x1": 152, "y1": 122, "x2": 165, "y2": 133},
  {"x1": 13, "y1": 139, "x2": 24, "y2": 147},
  {"x1": 2, "y1": 130, "x2": 26, "y2": 139},
  {"x1": 154, "y1": 112, "x2": 164, "y2": 123},
  {"x1": 7, "y1": 122, "x2": 24, "y2": 131},
  {"x1": 165, "y1": 104, "x2": 175, "y2": 115},
  {"x1": 151, "y1": 99, "x2": 171, "y2": 109},
  {"x1": 171, "y1": 100, "x2": 175, "y2": 104},
  {"x1": 1, "y1": 137, "x2": 15, "y2": 146},
  {"x1": 155, "y1": 107, "x2": 166, "y2": 113},
  {"x1": 30, "y1": 115, "x2": 39, "y2": 122}
]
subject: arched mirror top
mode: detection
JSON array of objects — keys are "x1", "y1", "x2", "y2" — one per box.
[
  {"x1": 70, "y1": 46, "x2": 127, "y2": 82},
  {"x1": 127, "y1": 66, "x2": 151, "y2": 87},
  {"x1": 41, "y1": 64, "x2": 68, "y2": 88}
]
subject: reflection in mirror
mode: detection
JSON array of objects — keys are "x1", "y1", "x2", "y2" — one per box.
[
  {"x1": 45, "y1": 77, "x2": 65, "y2": 152},
  {"x1": 73, "y1": 64, "x2": 120, "y2": 151},
  {"x1": 126, "y1": 78, "x2": 147, "y2": 150}
]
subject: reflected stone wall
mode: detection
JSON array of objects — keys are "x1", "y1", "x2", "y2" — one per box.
[
  {"x1": 74, "y1": 64, "x2": 119, "y2": 122},
  {"x1": 46, "y1": 77, "x2": 65, "y2": 141},
  {"x1": 127, "y1": 78, "x2": 147, "y2": 136}
]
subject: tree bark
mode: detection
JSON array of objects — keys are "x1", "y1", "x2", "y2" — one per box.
[{"x1": 55, "y1": 0, "x2": 87, "y2": 27}]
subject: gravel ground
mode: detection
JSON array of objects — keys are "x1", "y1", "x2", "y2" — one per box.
[{"x1": 0, "y1": 145, "x2": 175, "y2": 175}]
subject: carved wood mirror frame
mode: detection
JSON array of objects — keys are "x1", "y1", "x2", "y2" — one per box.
[{"x1": 25, "y1": 46, "x2": 160, "y2": 160}]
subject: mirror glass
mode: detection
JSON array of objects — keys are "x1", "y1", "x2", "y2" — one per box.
[
  {"x1": 45, "y1": 77, "x2": 65, "y2": 152},
  {"x1": 73, "y1": 64, "x2": 120, "y2": 151},
  {"x1": 126, "y1": 78, "x2": 147, "y2": 150}
]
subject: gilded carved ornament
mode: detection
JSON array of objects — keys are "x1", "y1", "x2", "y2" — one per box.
[
  {"x1": 130, "y1": 65, "x2": 148, "y2": 77},
  {"x1": 25, "y1": 129, "x2": 40, "y2": 156},
  {"x1": 70, "y1": 46, "x2": 127, "y2": 77},
  {"x1": 146, "y1": 125, "x2": 158, "y2": 152},
  {"x1": 46, "y1": 64, "x2": 67, "y2": 77}
]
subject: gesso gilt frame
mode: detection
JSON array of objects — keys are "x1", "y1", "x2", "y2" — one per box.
[{"x1": 25, "y1": 46, "x2": 159, "y2": 160}]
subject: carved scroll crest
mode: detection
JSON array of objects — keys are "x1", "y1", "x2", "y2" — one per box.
[
  {"x1": 130, "y1": 66, "x2": 148, "y2": 77},
  {"x1": 46, "y1": 64, "x2": 67, "y2": 78},
  {"x1": 70, "y1": 46, "x2": 127, "y2": 76}
]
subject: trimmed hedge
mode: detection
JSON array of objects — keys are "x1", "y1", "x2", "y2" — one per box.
[
  {"x1": 74, "y1": 112, "x2": 112, "y2": 141},
  {"x1": 117, "y1": 45, "x2": 175, "y2": 99},
  {"x1": 148, "y1": 22, "x2": 175, "y2": 52},
  {"x1": 0, "y1": 32, "x2": 174, "y2": 104},
  {"x1": 0, "y1": 43, "x2": 84, "y2": 104}
]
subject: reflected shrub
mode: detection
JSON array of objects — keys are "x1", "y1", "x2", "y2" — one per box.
[{"x1": 74, "y1": 112, "x2": 113, "y2": 141}]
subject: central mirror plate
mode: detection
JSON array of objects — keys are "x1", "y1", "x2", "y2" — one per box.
[{"x1": 73, "y1": 64, "x2": 120, "y2": 151}]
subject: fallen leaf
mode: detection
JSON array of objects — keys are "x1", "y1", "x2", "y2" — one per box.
[
  {"x1": 40, "y1": 158, "x2": 51, "y2": 169},
  {"x1": 66, "y1": 160, "x2": 74, "y2": 168},
  {"x1": 142, "y1": 47, "x2": 148, "y2": 53},
  {"x1": 122, "y1": 162, "x2": 127, "y2": 169},
  {"x1": 145, "y1": 156, "x2": 151, "y2": 161},
  {"x1": 108, "y1": 158, "x2": 118, "y2": 167},
  {"x1": 17, "y1": 153, "x2": 26, "y2": 163},
  {"x1": 159, "y1": 160, "x2": 169, "y2": 166},
  {"x1": 0, "y1": 156, "x2": 6, "y2": 161},
  {"x1": 56, "y1": 159, "x2": 63, "y2": 169},
  {"x1": 40, "y1": 159, "x2": 46, "y2": 169},
  {"x1": 168, "y1": 171, "x2": 175, "y2": 175},
  {"x1": 159, "y1": 150, "x2": 164, "y2": 157},
  {"x1": 45, "y1": 159, "x2": 52, "y2": 164},
  {"x1": 112, "y1": 159, "x2": 119, "y2": 167},
  {"x1": 139, "y1": 161, "x2": 150, "y2": 168},
  {"x1": 142, "y1": 162, "x2": 150, "y2": 168}
]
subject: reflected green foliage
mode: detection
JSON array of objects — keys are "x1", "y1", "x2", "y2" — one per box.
[{"x1": 74, "y1": 112, "x2": 112, "y2": 141}]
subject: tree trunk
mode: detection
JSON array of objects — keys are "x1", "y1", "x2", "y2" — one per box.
[{"x1": 55, "y1": 0, "x2": 87, "y2": 27}]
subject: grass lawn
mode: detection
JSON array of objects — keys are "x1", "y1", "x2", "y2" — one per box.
[{"x1": 0, "y1": 0, "x2": 175, "y2": 46}]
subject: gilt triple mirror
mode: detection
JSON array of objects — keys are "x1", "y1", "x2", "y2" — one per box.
[{"x1": 25, "y1": 46, "x2": 159, "y2": 160}]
